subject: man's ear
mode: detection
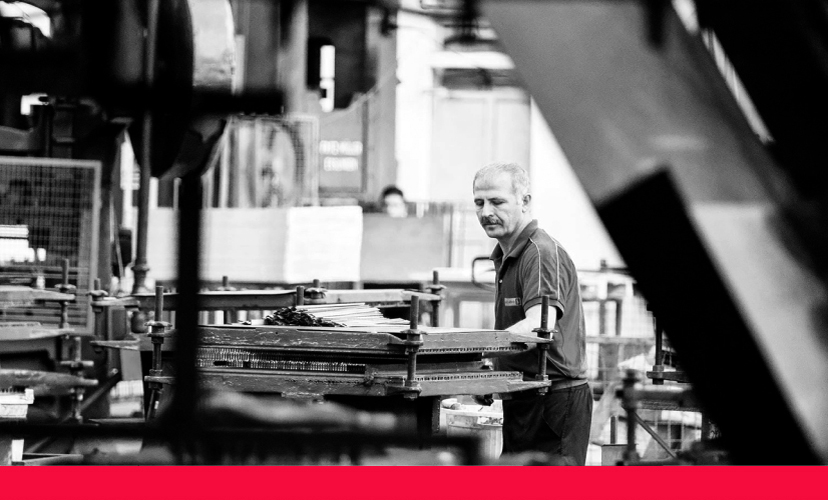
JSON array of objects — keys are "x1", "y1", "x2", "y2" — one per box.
[{"x1": 522, "y1": 193, "x2": 532, "y2": 212}]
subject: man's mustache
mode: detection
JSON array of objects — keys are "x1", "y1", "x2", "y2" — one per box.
[{"x1": 481, "y1": 216, "x2": 499, "y2": 225}]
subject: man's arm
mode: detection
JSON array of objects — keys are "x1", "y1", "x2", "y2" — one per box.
[
  {"x1": 506, "y1": 304, "x2": 557, "y2": 334},
  {"x1": 473, "y1": 304, "x2": 556, "y2": 406}
]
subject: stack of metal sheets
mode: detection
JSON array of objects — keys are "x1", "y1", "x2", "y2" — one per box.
[{"x1": 292, "y1": 303, "x2": 410, "y2": 327}]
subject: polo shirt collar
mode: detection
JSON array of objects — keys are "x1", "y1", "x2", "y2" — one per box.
[{"x1": 489, "y1": 219, "x2": 539, "y2": 263}]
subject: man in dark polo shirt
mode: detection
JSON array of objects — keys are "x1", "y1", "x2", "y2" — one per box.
[{"x1": 473, "y1": 162, "x2": 592, "y2": 465}]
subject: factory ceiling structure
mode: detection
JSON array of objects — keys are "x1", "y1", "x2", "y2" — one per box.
[{"x1": 1, "y1": 0, "x2": 828, "y2": 467}]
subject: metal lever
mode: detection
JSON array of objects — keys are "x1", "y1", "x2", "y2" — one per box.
[{"x1": 532, "y1": 295, "x2": 553, "y2": 395}]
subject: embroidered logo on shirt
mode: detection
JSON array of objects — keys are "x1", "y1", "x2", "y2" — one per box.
[{"x1": 504, "y1": 297, "x2": 521, "y2": 307}]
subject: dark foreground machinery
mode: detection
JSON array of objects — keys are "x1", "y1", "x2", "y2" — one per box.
[{"x1": 481, "y1": 0, "x2": 828, "y2": 464}]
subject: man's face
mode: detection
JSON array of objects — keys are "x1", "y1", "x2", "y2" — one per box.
[{"x1": 473, "y1": 172, "x2": 528, "y2": 241}]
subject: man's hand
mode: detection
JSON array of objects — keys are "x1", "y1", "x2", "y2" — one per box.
[{"x1": 472, "y1": 394, "x2": 494, "y2": 406}]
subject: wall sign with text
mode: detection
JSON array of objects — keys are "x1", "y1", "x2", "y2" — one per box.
[{"x1": 319, "y1": 139, "x2": 364, "y2": 193}]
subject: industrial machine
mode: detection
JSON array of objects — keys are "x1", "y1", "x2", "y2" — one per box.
[
  {"x1": 90, "y1": 287, "x2": 552, "y2": 445},
  {"x1": 0, "y1": 274, "x2": 99, "y2": 464},
  {"x1": 189, "y1": 323, "x2": 548, "y2": 398}
]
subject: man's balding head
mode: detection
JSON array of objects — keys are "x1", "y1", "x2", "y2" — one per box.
[{"x1": 472, "y1": 162, "x2": 531, "y2": 198}]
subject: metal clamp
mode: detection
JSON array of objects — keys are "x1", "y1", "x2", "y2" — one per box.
[
  {"x1": 425, "y1": 269, "x2": 446, "y2": 295},
  {"x1": 54, "y1": 259, "x2": 92, "y2": 422},
  {"x1": 59, "y1": 331, "x2": 92, "y2": 422},
  {"x1": 146, "y1": 286, "x2": 173, "y2": 420},
  {"x1": 304, "y1": 279, "x2": 327, "y2": 305},
  {"x1": 425, "y1": 270, "x2": 445, "y2": 327},
  {"x1": 61, "y1": 336, "x2": 91, "y2": 423},
  {"x1": 87, "y1": 277, "x2": 109, "y2": 301},
  {"x1": 56, "y1": 259, "x2": 77, "y2": 295},
  {"x1": 400, "y1": 295, "x2": 425, "y2": 399},
  {"x1": 55, "y1": 259, "x2": 77, "y2": 329},
  {"x1": 532, "y1": 295, "x2": 553, "y2": 395},
  {"x1": 217, "y1": 276, "x2": 237, "y2": 324}
]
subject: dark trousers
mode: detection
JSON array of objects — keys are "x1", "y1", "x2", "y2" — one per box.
[{"x1": 502, "y1": 383, "x2": 593, "y2": 465}]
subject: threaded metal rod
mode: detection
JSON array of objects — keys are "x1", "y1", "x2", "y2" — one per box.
[{"x1": 409, "y1": 295, "x2": 419, "y2": 330}]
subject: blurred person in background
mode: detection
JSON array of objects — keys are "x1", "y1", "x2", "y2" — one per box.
[{"x1": 380, "y1": 185, "x2": 408, "y2": 218}]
